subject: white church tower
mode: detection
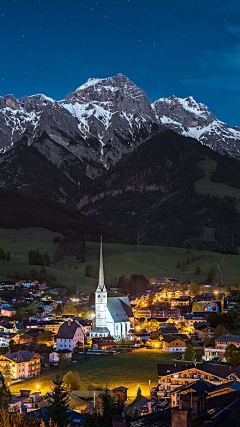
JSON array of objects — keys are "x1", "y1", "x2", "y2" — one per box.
[
  {"x1": 90, "y1": 236, "x2": 110, "y2": 337},
  {"x1": 95, "y1": 236, "x2": 107, "y2": 329}
]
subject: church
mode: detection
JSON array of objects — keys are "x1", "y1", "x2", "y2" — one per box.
[{"x1": 90, "y1": 238, "x2": 133, "y2": 339}]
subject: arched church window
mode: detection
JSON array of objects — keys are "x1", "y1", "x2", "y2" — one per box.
[{"x1": 98, "y1": 295, "x2": 100, "y2": 298}]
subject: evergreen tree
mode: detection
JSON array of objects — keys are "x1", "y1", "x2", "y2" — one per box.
[
  {"x1": 181, "y1": 261, "x2": 186, "y2": 272},
  {"x1": 28, "y1": 302, "x2": 38, "y2": 316},
  {"x1": 189, "y1": 281, "x2": 201, "y2": 296},
  {"x1": 48, "y1": 375, "x2": 71, "y2": 427},
  {"x1": 44, "y1": 253, "x2": 50, "y2": 266},
  {"x1": 213, "y1": 324, "x2": 228, "y2": 340},
  {"x1": 30, "y1": 268, "x2": 39, "y2": 280},
  {"x1": 0, "y1": 248, "x2": 5, "y2": 259},
  {"x1": 28, "y1": 250, "x2": 36, "y2": 265},
  {"x1": 58, "y1": 353, "x2": 68, "y2": 370},
  {"x1": 225, "y1": 344, "x2": 240, "y2": 366},
  {"x1": 35, "y1": 250, "x2": 44, "y2": 266},
  {"x1": 192, "y1": 302, "x2": 203, "y2": 312},
  {"x1": 184, "y1": 344, "x2": 196, "y2": 361},
  {"x1": 136, "y1": 385, "x2": 142, "y2": 397},
  {"x1": 63, "y1": 371, "x2": 81, "y2": 391},
  {"x1": 194, "y1": 266, "x2": 201, "y2": 275},
  {"x1": 46, "y1": 273, "x2": 57, "y2": 288},
  {"x1": 0, "y1": 373, "x2": 11, "y2": 410},
  {"x1": 0, "y1": 410, "x2": 40, "y2": 426},
  {"x1": 2, "y1": 365, "x2": 13, "y2": 386},
  {"x1": 85, "y1": 264, "x2": 93, "y2": 278},
  {"x1": 207, "y1": 268, "x2": 215, "y2": 283}
]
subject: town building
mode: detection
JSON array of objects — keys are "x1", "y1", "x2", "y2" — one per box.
[
  {"x1": 56, "y1": 319, "x2": 84, "y2": 351},
  {"x1": 0, "y1": 332, "x2": 20, "y2": 347},
  {"x1": 90, "y1": 237, "x2": 133, "y2": 339},
  {"x1": 161, "y1": 334, "x2": 188, "y2": 353},
  {"x1": 1, "y1": 307, "x2": 16, "y2": 317},
  {"x1": 157, "y1": 363, "x2": 240, "y2": 398},
  {"x1": 215, "y1": 335, "x2": 240, "y2": 351},
  {"x1": 0, "y1": 350, "x2": 41, "y2": 379},
  {"x1": 92, "y1": 335, "x2": 115, "y2": 350},
  {"x1": 195, "y1": 324, "x2": 215, "y2": 342},
  {"x1": 49, "y1": 349, "x2": 72, "y2": 366}
]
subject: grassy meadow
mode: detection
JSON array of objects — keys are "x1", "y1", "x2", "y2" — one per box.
[
  {"x1": 10, "y1": 349, "x2": 176, "y2": 397},
  {"x1": 0, "y1": 227, "x2": 240, "y2": 292}
]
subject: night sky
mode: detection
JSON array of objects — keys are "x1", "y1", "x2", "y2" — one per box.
[{"x1": 0, "y1": 0, "x2": 239, "y2": 125}]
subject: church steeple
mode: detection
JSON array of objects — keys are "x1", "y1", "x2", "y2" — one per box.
[
  {"x1": 97, "y1": 235, "x2": 106, "y2": 292},
  {"x1": 94, "y1": 236, "x2": 107, "y2": 330}
]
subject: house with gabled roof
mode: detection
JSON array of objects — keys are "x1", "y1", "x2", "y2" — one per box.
[
  {"x1": 56, "y1": 319, "x2": 84, "y2": 351},
  {"x1": 0, "y1": 350, "x2": 41, "y2": 379},
  {"x1": 157, "y1": 362, "x2": 240, "y2": 399}
]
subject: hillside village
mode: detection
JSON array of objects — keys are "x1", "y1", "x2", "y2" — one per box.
[{"x1": 0, "y1": 241, "x2": 240, "y2": 427}]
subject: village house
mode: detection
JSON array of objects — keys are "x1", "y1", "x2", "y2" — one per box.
[
  {"x1": 0, "y1": 322, "x2": 16, "y2": 333},
  {"x1": 1, "y1": 307, "x2": 16, "y2": 317},
  {"x1": 61, "y1": 316, "x2": 92, "y2": 335},
  {"x1": 0, "y1": 350, "x2": 41, "y2": 379},
  {"x1": 171, "y1": 296, "x2": 191, "y2": 307},
  {"x1": 161, "y1": 334, "x2": 188, "y2": 353},
  {"x1": 92, "y1": 335, "x2": 115, "y2": 350},
  {"x1": 203, "y1": 346, "x2": 225, "y2": 361},
  {"x1": 56, "y1": 319, "x2": 84, "y2": 351},
  {"x1": 49, "y1": 349, "x2": 72, "y2": 366},
  {"x1": 38, "y1": 300, "x2": 57, "y2": 313},
  {"x1": 38, "y1": 320, "x2": 61, "y2": 334},
  {"x1": 184, "y1": 312, "x2": 208, "y2": 327},
  {"x1": 0, "y1": 332, "x2": 20, "y2": 347},
  {"x1": 215, "y1": 335, "x2": 240, "y2": 350},
  {"x1": 157, "y1": 362, "x2": 240, "y2": 398},
  {"x1": 195, "y1": 324, "x2": 215, "y2": 342}
]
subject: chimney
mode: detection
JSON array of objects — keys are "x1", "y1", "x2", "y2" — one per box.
[
  {"x1": 148, "y1": 401, "x2": 152, "y2": 414},
  {"x1": 68, "y1": 319, "x2": 71, "y2": 327},
  {"x1": 171, "y1": 408, "x2": 191, "y2": 427}
]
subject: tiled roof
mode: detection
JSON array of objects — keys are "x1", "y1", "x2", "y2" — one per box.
[
  {"x1": 216, "y1": 335, "x2": 240, "y2": 344},
  {"x1": 56, "y1": 320, "x2": 82, "y2": 339},
  {"x1": 130, "y1": 409, "x2": 171, "y2": 427},
  {"x1": 162, "y1": 334, "x2": 188, "y2": 343},
  {"x1": 157, "y1": 363, "x2": 240, "y2": 379},
  {"x1": 107, "y1": 297, "x2": 131, "y2": 322},
  {"x1": 2, "y1": 350, "x2": 39, "y2": 363}
]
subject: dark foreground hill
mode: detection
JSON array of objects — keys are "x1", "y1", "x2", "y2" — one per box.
[{"x1": 78, "y1": 130, "x2": 240, "y2": 246}]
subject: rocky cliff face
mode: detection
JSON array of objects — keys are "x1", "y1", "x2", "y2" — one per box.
[
  {"x1": 152, "y1": 95, "x2": 240, "y2": 158},
  {"x1": 0, "y1": 74, "x2": 240, "y2": 209}
]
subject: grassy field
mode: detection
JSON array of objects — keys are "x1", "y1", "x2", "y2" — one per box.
[
  {"x1": 195, "y1": 157, "x2": 240, "y2": 199},
  {"x1": 10, "y1": 349, "x2": 177, "y2": 397},
  {"x1": 0, "y1": 227, "x2": 240, "y2": 292}
]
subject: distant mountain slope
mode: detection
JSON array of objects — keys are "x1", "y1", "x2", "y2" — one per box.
[
  {"x1": 152, "y1": 95, "x2": 240, "y2": 158},
  {"x1": 0, "y1": 75, "x2": 240, "y2": 246},
  {"x1": 0, "y1": 187, "x2": 103, "y2": 239},
  {"x1": 78, "y1": 130, "x2": 240, "y2": 246}
]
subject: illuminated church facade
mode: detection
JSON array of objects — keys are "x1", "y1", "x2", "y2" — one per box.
[{"x1": 90, "y1": 238, "x2": 133, "y2": 339}]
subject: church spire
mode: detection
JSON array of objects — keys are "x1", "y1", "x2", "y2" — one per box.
[{"x1": 97, "y1": 235, "x2": 106, "y2": 291}]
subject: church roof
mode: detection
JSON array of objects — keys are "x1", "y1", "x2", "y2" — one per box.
[
  {"x1": 120, "y1": 298, "x2": 133, "y2": 317},
  {"x1": 107, "y1": 297, "x2": 132, "y2": 322}
]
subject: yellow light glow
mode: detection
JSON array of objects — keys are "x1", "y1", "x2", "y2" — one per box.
[
  {"x1": 214, "y1": 290, "x2": 218, "y2": 295},
  {"x1": 36, "y1": 385, "x2": 40, "y2": 389}
]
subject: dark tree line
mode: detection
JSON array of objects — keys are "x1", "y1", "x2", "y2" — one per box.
[{"x1": 28, "y1": 250, "x2": 50, "y2": 266}]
